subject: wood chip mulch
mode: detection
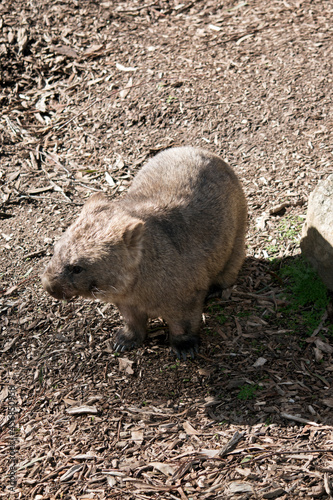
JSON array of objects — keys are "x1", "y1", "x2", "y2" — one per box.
[{"x1": 1, "y1": 0, "x2": 333, "y2": 498}]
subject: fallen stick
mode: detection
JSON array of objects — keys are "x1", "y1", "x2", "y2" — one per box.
[{"x1": 281, "y1": 412, "x2": 320, "y2": 426}]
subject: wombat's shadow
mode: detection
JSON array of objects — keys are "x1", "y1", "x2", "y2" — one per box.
[{"x1": 140, "y1": 253, "x2": 333, "y2": 426}]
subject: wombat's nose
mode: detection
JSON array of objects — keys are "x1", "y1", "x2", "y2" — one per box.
[
  {"x1": 42, "y1": 274, "x2": 50, "y2": 291},
  {"x1": 42, "y1": 275, "x2": 54, "y2": 295},
  {"x1": 41, "y1": 274, "x2": 64, "y2": 300}
]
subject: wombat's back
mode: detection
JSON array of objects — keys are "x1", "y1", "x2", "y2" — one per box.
[
  {"x1": 128, "y1": 147, "x2": 239, "y2": 207},
  {"x1": 125, "y1": 147, "x2": 246, "y2": 261}
]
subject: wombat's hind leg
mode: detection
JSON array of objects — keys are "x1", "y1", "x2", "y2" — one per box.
[
  {"x1": 114, "y1": 305, "x2": 147, "y2": 352},
  {"x1": 215, "y1": 239, "x2": 246, "y2": 290},
  {"x1": 168, "y1": 299, "x2": 203, "y2": 360}
]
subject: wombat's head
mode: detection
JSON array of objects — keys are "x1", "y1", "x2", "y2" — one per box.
[{"x1": 42, "y1": 193, "x2": 144, "y2": 302}]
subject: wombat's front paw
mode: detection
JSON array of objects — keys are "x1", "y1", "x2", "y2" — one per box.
[
  {"x1": 114, "y1": 329, "x2": 143, "y2": 352},
  {"x1": 170, "y1": 335, "x2": 200, "y2": 361}
]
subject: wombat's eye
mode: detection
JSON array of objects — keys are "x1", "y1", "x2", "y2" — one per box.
[{"x1": 72, "y1": 265, "x2": 84, "y2": 274}]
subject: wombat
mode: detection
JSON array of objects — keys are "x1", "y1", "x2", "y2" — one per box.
[{"x1": 42, "y1": 147, "x2": 247, "y2": 358}]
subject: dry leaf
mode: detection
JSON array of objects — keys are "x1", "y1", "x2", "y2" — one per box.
[
  {"x1": 122, "y1": 479, "x2": 173, "y2": 492},
  {"x1": 60, "y1": 465, "x2": 83, "y2": 482},
  {"x1": 256, "y1": 212, "x2": 268, "y2": 230},
  {"x1": 229, "y1": 481, "x2": 254, "y2": 493},
  {"x1": 116, "y1": 62, "x2": 137, "y2": 72},
  {"x1": 84, "y1": 44, "x2": 104, "y2": 56},
  {"x1": 4, "y1": 284, "x2": 19, "y2": 296},
  {"x1": 131, "y1": 430, "x2": 144, "y2": 444},
  {"x1": 72, "y1": 453, "x2": 97, "y2": 460},
  {"x1": 253, "y1": 356, "x2": 267, "y2": 368},
  {"x1": 198, "y1": 368, "x2": 212, "y2": 376},
  {"x1": 315, "y1": 338, "x2": 333, "y2": 354},
  {"x1": 35, "y1": 96, "x2": 47, "y2": 112},
  {"x1": 50, "y1": 45, "x2": 79, "y2": 58},
  {"x1": 106, "y1": 475, "x2": 117, "y2": 487},
  {"x1": 262, "y1": 487, "x2": 287, "y2": 499},
  {"x1": 120, "y1": 77, "x2": 133, "y2": 99},
  {"x1": 324, "y1": 473, "x2": 333, "y2": 496},
  {"x1": 87, "y1": 76, "x2": 105, "y2": 86},
  {"x1": 8, "y1": 171, "x2": 20, "y2": 182},
  {"x1": 63, "y1": 397, "x2": 79, "y2": 406},
  {"x1": 0, "y1": 337, "x2": 18, "y2": 352},
  {"x1": 105, "y1": 171, "x2": 116, "y2": 186},
  {"x1": 151, "y1": 462, "x2": 176, "y2": 476},
  {"x1": 314, "y1": 347, "x2": 323, "y2": 362},
  {"x1": 323, "y1": 398, "x2": 333, "y2": 408},
  {"x1": 66, "y1": 405, "x2": 98, "y2": 415},
  {"x1": 183, "y1": 421, "x2": 200, "y2": 435},
  {"x1": 118, "y1": 357, "x2": 134, "y2": 374},
  {"x1": 0, "y1": 386, "x2": 9, "y2": 402},
  {"x1": 198, "y1": 448, "x2": 221, "y2": 459},
  {"x1": 209, "y1": 24, "x2": 222, "y2": 31},
  {"x1": 17, "y1": 27, "x2": 28, "y2": 53}
]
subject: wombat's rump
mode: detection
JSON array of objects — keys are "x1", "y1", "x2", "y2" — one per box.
[{"x1": 42, "y1": 147, "x2": 247, "y2": 358}]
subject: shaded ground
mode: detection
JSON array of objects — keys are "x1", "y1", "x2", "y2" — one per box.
[{"x1": 1, "y1": 0, "x2": 333, "y2": 498}]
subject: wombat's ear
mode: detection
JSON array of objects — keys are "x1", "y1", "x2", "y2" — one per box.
[
  {"x1": 123, "y1": 220, "x2": 144, "y2": 249},
  {"x1": 82, "y1": 192, "x2": 108, "y2": 212}
]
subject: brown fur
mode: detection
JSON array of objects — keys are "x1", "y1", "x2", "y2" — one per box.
[{"x1": 42, "y1": 147, "x2": 247, "y2": 358}]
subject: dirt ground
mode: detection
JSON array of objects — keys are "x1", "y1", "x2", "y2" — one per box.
[{"x1": 1, "y1": 0, "x2": 333, "y2": 498}]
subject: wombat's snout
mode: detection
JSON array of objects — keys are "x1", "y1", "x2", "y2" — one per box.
[{"x1": 42, "y1": 273, "x2": 69, "y2": 300}]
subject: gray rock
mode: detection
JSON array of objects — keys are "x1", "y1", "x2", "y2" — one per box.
[{"x1": 301, "y1": 174, "x2": 333, "y2": 291}]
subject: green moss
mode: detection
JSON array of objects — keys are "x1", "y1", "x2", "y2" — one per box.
[
  {"x1": 264, "y1": 215, "x2": 304, "y2": 258},
  {"x1": 278, "y1": 215, "x2": 303, "y2": 241},
  {"x1": 275, "y1": 256, "x2": 329, "y2": 336},
  {"x1": 280, "y1": 257, "x2": 328, "y2": 308},
  {"x1": 237, "y1": 384, "x2": 258, "y2": 400},
  {"x1": 217, "y1": 313, "x2": 227, "y2": 325}
]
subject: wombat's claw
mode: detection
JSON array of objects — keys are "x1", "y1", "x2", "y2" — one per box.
[
  {"x1": 171, "y1": 344, "x2": 198, "y2": 361},
  {"x1": 114, "y1": 340, "x2": 138, "y2": 352},
  {"x1": 171, "y1": 347, "x2": 182, "y2": 360},
  {"x1": 114, "y1": 342, "x2": 127, "y2": 353},
  {"x1": 114, "y1": 329, "x2": 142, "y2": 352}
]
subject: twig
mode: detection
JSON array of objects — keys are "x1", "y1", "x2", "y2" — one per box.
[
  {"x1": 174, "y1": 2, "x2": 195, "y2": 14},
  {"x1": 1, "y1": 275, "x2": 38, "y2": 296},
  {"x1": 281, "y1": 412, "x2": 320, "y2": 426},
  {"x1": 216, "y1": 446, "x2": 333, "y2": 473},
  {"x1": 197, "y1": 23, "x2": 270, "y2": 52},
  {"x1": 269, "y1": 198, "x2": 304, "y2": 214},
  {"x1": 300, "y1": 364, "x2": 330, "y2": 387},
  {"x1": 217, "y1": 430, "x2": 246, "y2": 457},
  {"x1": 25, "y1": 249, "x2": 46, "y2": 259},
  {"x1": 54, "y1": 96, "x2": 105, "y2": 132}
]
